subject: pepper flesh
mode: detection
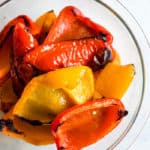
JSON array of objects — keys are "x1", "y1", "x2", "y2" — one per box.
[
  {"x1": 0, "y1": 107, "x2": 54, "y2": 145},
  {"x1": 0, "y1": 35, "x2": 12, "y2": 83},
  {"x1": 51, "y1": 98, "x2": 127, "y2": 150}
]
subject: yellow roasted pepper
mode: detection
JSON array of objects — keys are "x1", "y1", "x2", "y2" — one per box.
[{"x1": 13, "y1": 66, "x2": 94, "y2": 123}]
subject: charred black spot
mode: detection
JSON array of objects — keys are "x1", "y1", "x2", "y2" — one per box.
[
  {"x1": 19, "y1": 117, "x2": 43, "y2": 126},
  {"x1": 0, "y1": 119, "x2": 22, "y2": 134},
  {"x1": 21, "y1": 15, "x2": 31, "y2": 27},
  {"x1": 60, "y1": 146, "x2": 65, "y2": 150},
  {"x1": 117, "y1": 110, "x2": 128, "y2": 121},
  {"x1": 100, "y1": 48, "x2": 112, "y2": 65},
  {"x1": 48, "y1": 10, "x2": 54, "y2": 13},
  {"x1": 0, "y1": 119, "x2": 6, "y2": 131},
  {"x1": 97, "y1": 32, "x2": 107, "y2": 42},
  {"x1": 18, "y1": 117, "x2": 52, "y2": 126},
  {"x1": 88, "y1": 48, "x2": 112, "y2": 71},
  {"x1": 71, "y1": 8, "x2": 77, "y2": 16},
  {"x1": 5, "y1": 119, "x2": 21, "y2": 133}
]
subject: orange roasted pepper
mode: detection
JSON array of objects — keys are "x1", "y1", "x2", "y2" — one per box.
[
  {"x1": 51, "y1": 98, "x2": 127, "y2": 150},
  {"x1": 13, "y1": 22, "x2": 38, "y2": 57}
]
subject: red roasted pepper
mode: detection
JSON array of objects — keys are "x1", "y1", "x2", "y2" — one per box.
[
  {"x1": 51, "y1": 98, "x2": 128, "y2": 150},
  {"x1": 44, "y1": 6, "x2": 113, "y2": 44},
  {"x1": 13, "y1": 22, "x2": 38, "y2": 57},
  {"x1": 0, "y1": 15, "x2": 40, "y2": 84},
  {"x1": 0, "y1": 15, "x2": 40, "y2": 47},
  {"x1": 23, "y1": 6, "x2": 113, "y2": 72},
  {"x1": 24, "y1": 38, "x2": 112, "y2": 72},
  {"x1": 11, "y1": 22, "x2": 39, "y2": 96}
]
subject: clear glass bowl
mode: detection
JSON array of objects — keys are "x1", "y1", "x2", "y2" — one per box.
[{"x1": 0, "y1": 0, "x2": 149, "y2": 150}]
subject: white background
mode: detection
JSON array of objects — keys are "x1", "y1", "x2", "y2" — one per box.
[
  {"x1": 120, "y1": 0, "x2": 150, "y2": 149},
  {"x1": 0, "y1": 0, "x2": 150, "y2": 149}
]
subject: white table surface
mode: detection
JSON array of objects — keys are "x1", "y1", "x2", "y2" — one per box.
[
  {"x1": 120, "y1": 0, "x2": 150, "y2": 150},
  {"x1": 0, "y1": 0, "x2": 150, "y2": 149}
]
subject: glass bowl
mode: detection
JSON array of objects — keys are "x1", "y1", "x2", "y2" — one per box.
[{"x1": 0, "y1": 0, "x2": 149, "y2": 149}]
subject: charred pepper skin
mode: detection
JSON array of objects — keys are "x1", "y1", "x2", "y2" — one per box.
[{"x1": 24, "y1": 38, "x2": 113, "y2": 72}]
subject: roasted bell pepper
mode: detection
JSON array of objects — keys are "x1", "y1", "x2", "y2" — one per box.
[
  {"x1": 0, "y1": 15, "x2": 40, "y2": 94},
  {"x1": 0, "y1": 107, "x2": 54, "y2": 145},
  {"x1": 51, "y1": 98, "x2": 128, "y2": 150},
  {"x1": 44, "y1": 6, "x2": 113, "y2": 44},
  {"x1": 95, "y1": 63, "x2": 135, "y2": 99},
  {"x1": 0, "y1": 15, "x2": 40, "y2": 47},
  {"x1": 10, "y1": 22, "x2": 39, "y2": 96},
  {"x1": 0, "y1": 78, "x2": 17, "y2": 112},
  {"x1": 24, "y1": 38, "x2": 112, "y2": 72},
  {"x1": 13, "y1": 22, "x2": 38, "y2": 57},
  {"x1": 35, "y1": 10, "x2": 56, "y2": 44},
  {"x1": 13, "y1": 66, "x2": 94, "y2": 123}
]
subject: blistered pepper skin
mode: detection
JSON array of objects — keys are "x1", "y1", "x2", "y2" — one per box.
[
  {"x1": 13, "y1": 23, "x2": 38, "y2": 57},
  {"x1": 24, "y1": 38, "x2": 112, "y2": 72}
]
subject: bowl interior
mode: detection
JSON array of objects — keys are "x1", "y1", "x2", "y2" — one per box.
[{"x1": 0, "y1": 0, "x2": 144, "y2": 150}]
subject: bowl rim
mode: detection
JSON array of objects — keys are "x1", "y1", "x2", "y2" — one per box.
[{"x1": 93, "y1": 0, "x2": 150, "y2": 149}]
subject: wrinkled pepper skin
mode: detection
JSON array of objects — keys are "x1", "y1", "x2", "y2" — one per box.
[
  {"x1": 13, "y1": 23, "x2": 38, "y2": 57},
  {"x1": 44, "y1": 6, "x2": 113, "y2": 44},
  {"x1": 0, "y1": 15, "x2": 40, "y2": 88},
  {"x1": 51, "y1": 98, "x2": 128, "y2": 150},
  {"x1": 0, "y1": 15, "x2": 40, "y2": 47},
  {"x1": 24, "y1": 38, "x2": 112, "y2": 72},
  {"x1": 11, "y1": 22, "x2": 39, "y2": 96}
]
